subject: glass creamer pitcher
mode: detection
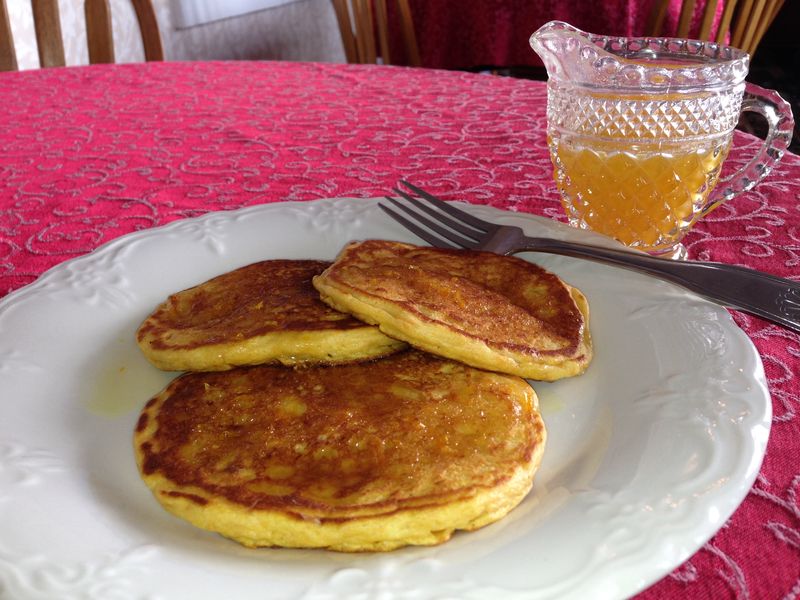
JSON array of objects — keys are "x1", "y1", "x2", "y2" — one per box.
[{"x1": 530, "y1": 21, "x2": 794, "y2": 259}]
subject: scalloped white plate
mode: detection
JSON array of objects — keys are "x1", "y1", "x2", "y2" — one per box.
[{"x1": 0, "y1": 199, "x2": 770, "y2": 600}]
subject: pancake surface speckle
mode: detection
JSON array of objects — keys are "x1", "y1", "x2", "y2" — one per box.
[
  {"x1": 136, "y1": 259, "x2": 405, "y2": 371},
  {"x1": 134, "y1": 350, "x2": 545, "y2": 551},
  {"x1": 312, "y1": 240, "x2": 592, "y2": 380}
]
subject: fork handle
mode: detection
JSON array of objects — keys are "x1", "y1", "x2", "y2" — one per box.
[{"x1": 517, "y1": 236, "x2": 800, "y2": 333}]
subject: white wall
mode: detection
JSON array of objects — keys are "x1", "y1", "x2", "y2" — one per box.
[{"x1": 6, "y1": 0, "x2": 346, "y2": 70}]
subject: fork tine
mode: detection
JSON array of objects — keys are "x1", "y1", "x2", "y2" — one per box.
[
  {"x1": 391, "y1": 187, "x2": 484, "y2": 240},
  {"x1": 381, "y1": 197, "x2": 481, "y2": 249},
  {"x1": 398, "y1": 180, "x2": 493, "y2": 232},
  {"x1": 379, "y1": 203, "x2": 460, "y2": 249}
]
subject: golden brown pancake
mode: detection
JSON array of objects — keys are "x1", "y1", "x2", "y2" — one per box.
[
  {"x1": 134, "y1": 350, "x2": 545, "y2": 551},
  {"x1": 136, "y1": 260, "x2": 405, "y2": 371},
  {"x1": 312, "y1": 240, "x2": 592, "y2": 381}
]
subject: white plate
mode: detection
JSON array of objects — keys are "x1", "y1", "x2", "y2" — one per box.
[{"x1": 0, "y1": 199, "x2": 770, "y2": 600}]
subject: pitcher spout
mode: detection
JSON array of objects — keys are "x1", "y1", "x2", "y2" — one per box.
[{"x1": 529, "y1": 21, "x2": 601, "y2": 84}]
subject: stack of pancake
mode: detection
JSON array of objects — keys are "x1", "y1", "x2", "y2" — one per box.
[{"x1": 134, "y1": 240, "x2": 592, "y2": 552}]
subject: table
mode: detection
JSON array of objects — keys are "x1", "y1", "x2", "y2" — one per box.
[
  {"x1": 0, "y1": 61, "x2": 797, "y2": 598},
  {"x1": 402, "y1": 0, "x2": 725, "y2": 70}
]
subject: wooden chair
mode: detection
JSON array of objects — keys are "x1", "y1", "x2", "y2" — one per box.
[
  {"x1": 0, "y1": 0, "x2": 163, "y2": 71},
  {"x1": 332, "y1": 0, "x2": 420, "y2": 66},
  {"x1": 646, "y1": 0, "x2": 784, "y2": 56}
]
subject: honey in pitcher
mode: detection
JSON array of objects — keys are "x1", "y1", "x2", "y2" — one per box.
[{"x1": 549, "y1": 136, "x2": 731, "y2": 254}]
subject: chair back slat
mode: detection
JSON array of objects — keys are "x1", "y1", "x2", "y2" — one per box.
[
  {"x1": 676, "y1": 0, "x2": 698, "y2": 37},
  {"x1": 85, "y1": 0, "x2": 115, "y2": 64},
  {"x1": 715, "y1": 0, "x2": 740, "y2": 43},
  {"x1": 647, "y1": 0, "x2": 782, "y2": 57},
  {"x1": 0, "y1": 0, "x2": 17, "y2": 71},
  {"x1": 733, "y1": 0, "x2": 783, "y2": 54},
  {"x1": 645, "y1": 0, "x2": 671, "y2": 36},
  {"x1": 332, "y1": 0, "x2": 419, "y2": 66},
  {"x1": 374, "y1": 0, "x2": 391, "y2": 65},
  {"x1": 697, "y1": 0, "x2": 720, "y2": 39},
  {"x1": 396, "y1": 0, "x2": 419, "y2": 66},
  {"x1": 731, "y1": 0, "x2": 758, "y2": 48},
  {"x1": 132, "y1": 0, "x2": 164, "y2": 61},
  {"x1": 32, "y1": 0, "x2": 65, "y2": 68},
  {"x1": 355, "y1": 0, "x2": 376, "y2": 63},
  {"x1": 749, "y1": 0, "x2": 783, "y2": 53},
  {"x1": 1, "y1": 0, "x2": 163, "y2": 71},
  {"x1": 332, "y1": 0, "x2": 358, "y2": 63}
]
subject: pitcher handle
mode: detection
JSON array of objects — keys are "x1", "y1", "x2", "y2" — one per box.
[{"x1": 702, "y1": 82, "x2": 794, "y2": 215}]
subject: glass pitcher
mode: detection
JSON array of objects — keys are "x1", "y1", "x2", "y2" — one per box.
[{"x1": 530, "y1": 21, "x2": 794, "y2": 259}]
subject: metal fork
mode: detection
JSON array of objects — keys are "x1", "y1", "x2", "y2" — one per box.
[{"x1": 380, "y1": 180, "x2": 800, "y2": 334}]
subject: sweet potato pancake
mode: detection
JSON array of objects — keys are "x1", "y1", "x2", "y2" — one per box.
[
  {"x1": 134, "y1": 350, "x2": 545, "y2": 551},
  {"x1": 136, "y1": 260, "x2": 405, "y2": 371},
  {"x1": 313, "y1": 240, "x2": 592, "y2": 381}
]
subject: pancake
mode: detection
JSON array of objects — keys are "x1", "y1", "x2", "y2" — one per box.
[
  {"x1": 136, "y1": 260, "x2": 405, "y2": 371},
  {"x1": 134, "y1": 350, "x2": 545, "y2": 551},
  {"x1": 312, "y1": 240, "x2": 592, "y2": 381}
]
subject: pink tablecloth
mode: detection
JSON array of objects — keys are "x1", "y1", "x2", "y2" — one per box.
[
  {"x1": 403, "y1": 0, "x2": 725, "y2": 70},
  {"x1": 0, "y1": 61, "x2": 798, "y2": 597}
]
